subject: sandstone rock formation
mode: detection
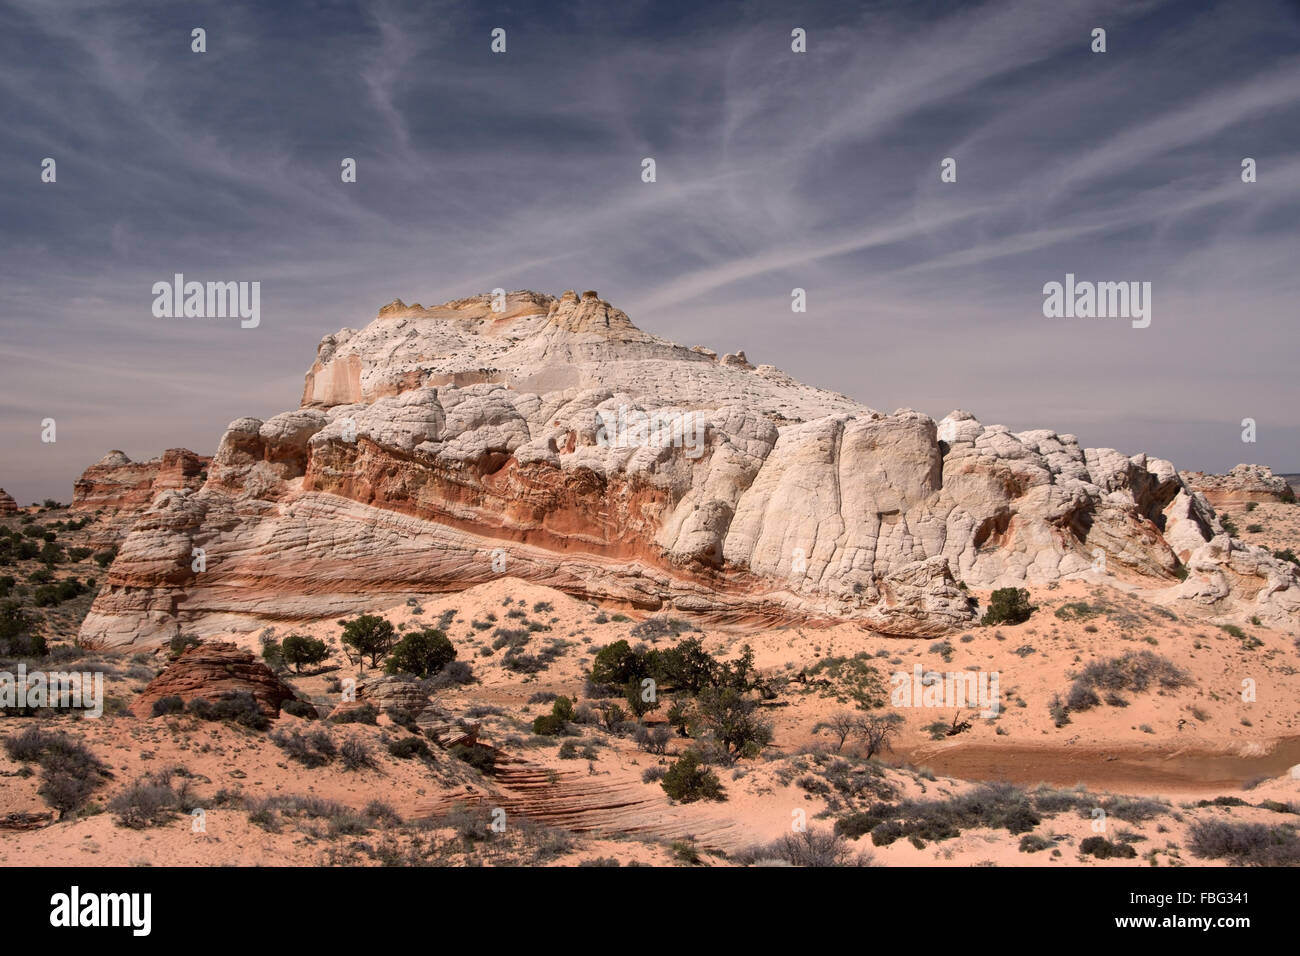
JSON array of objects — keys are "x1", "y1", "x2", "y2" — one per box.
[
  {"x1": 72, "y1": 448, "x2": 210, "y2": 545},
  {"x1": 0, "y1": 488, "x2": 17, "y2": 515},
  {"x1": 80, "y1": 290, "x2": 1300, "y2": 647},
  {"x1": 1181, "y1": 464, "x2": 1295, "y2": 505},
  {"x1": 129, "y1": 641, "x2": 302, "y2": 719}
]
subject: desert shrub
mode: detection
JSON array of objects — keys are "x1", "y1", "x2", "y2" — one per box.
[
  {"x1": 1055, "y1": 602, "x2": 1101, "y2": 621},
  {"x1": 805, "y1": 653, "x2": 887, "y2": 709},
  {"x1": 642, "y1": 765, "x2": 667, "y2": 783},
  {"x1": 1075, "y1": 651, "x2": 1191, "y2": 694},
  {"x1": 151, "y1": 695, "x2": 185, "y2": 717},
  {"x1": 0, "y1": 601, "x2": 46, "y2": 657},
  {"x1": 629, "y1": 616, "x2": 695, "y2": 643},
  {"x1": 983, "y1": 587, "x2": 1034, "y2": 626},
  {"x1": 110, "y1": 779, "x2": 181, "y2": 829},
  {"x1": 204, "y1": 691, "x2": 269, "y2": 730},
  {"x1": 633, "y1": 724, "x2": 671, "y2": 755},
  {"x1": 388, "y1": 736, "x2": 431, "y2": 760},
  {"x1": 1031, "y1": 786, "x2": 1094, "y2": 815},
  {"x1": 424, "y1": 659, "x2": 474, "y2": 690},
  {"x1": 340, "y1": 737, "x2": 375, "y2": 771},
  {"x1": 281, "y1": 634, "x2": 330, "y2": 673},
  {"x1": 1079, "y1": 836, "x2": 1137, "y2": 859},
  {"x1": 40, "y1": 769, "x2": 98, "y2": 820},
  {"x1": 1273, "y1": 548, "x2": 1300, "y2": 567},
  {"x1": 260, "y1": 636, "x2": 284, "y2": 670},
  {"x1": 5, "y1": 729, "x2": 109, "y2": 819},
  {"x1": 736, "y1": 829, "x2": 874, "y2": 867},
  {"x1": 660, "y1": 751, "x2": 725, "y2": 803},
  {"x1": 168, "y1": 634, "x2": 201, "y2": 659},
  {"x1": 1097, "y1": 796, "x2": 1168, "y2": 823},
  {"x1": 281, "y1": 698, "x2": 318, "y2": 719},
  {"x1": 532, "y1": 695, "x2": 574, "y2": 735},
  {"x1": 1065, "y1": 680, "x2": 1101, "y2": 712},
  {"x1": 449, "y1": 743, "x2": 496, "y2": 774},
  {"x1": 340, "y1": 615, "x2": 396, "y2": 668},
  {"x1": 1219, "y1": 515, "x2": 1239, "y2": 536},
  {"x1": 385, "y1": 628, "x2": 456, "y2": 678},
  {"x1": 272, "y1": 729, "x2": 338, "y2": 768},
  {"x1": 331, "y1": 703, "x2": 379, "y2": 725},
  {"x1": 1018, "y1": 834, "x2": 1055, "y2": 853},
  {"x1": 92, "y1": 549, "x2": 118, "y2": 568},
  {"x1": 855, "y1": 783, "x2": 1039, "y2": 848},
  {"x1": 491, "y1": 627, "x2": 530, "y2": 652}
]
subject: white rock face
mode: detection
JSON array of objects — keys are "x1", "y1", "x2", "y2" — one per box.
[{"x1": 78, "y1": 291, "x2": 1300, "y2": 646}]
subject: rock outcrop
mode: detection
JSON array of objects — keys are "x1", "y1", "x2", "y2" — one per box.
[
  {"x1": 1181, "y1": 464, "x2": 1295, "y2": 505},
  {"x1": 72, "y1": 448, "x2": 210, "y2": 545},
  {"x1": 0, "y1": 489, "x2": 17, "y2": 515},
  {"x1": 129, "y1": 641, "x2": 302, "y2": 719},
  {"x1": 337, "y1": 674, "x2": 480, "y2": 746},
  {"x1": 79, "y1": 290, "x2": 1300, "y2": 647}
]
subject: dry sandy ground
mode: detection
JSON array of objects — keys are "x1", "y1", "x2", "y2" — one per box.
[{"x1": 2, "y1": 500, "x2": 1298, "y2": 866}]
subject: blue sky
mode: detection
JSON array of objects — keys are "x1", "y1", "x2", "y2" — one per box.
[{"x1": 2, "y1": 0, "x2": 1298, "y2": 503}]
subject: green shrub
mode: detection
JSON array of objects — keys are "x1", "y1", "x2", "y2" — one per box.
[
  {"x1": 660, "y1": 751, "x2": 725, "y2": 803},
  {"x1": 206, "y1": 691, "x2": 270, "y2": 730},
  {"x1": 0, "y1": 601, "x2": 46, "y2": 657},
  {"x1": 1079, "y1": 836, "x2": 1137, "y2": 859},
  {"x1": 449, "y1": 743, "x2": 496, "y2": 774},
  {"x1": 384, "y1": 628, "x2": 455, "y2": 678},
  {"x1": 983, "y1": 587, "x2": 1034, "y2": 626},
  {"x1": 387, "y1": 736, "x2": 431, "y2": 759},
  {"x1": 281, "y1": 634, "x2": 330, "y2": 673},
  {"x1": 281, "y1": 698, "x2": 319, "y2": 719},
  {"x1": 168, "y1": 634, "x2": 201, "y2": 659},
  {"x1": 151, "y1": 695, "x2": 185, "y2": 717},
  {"x1": 331, "y1": 703, "x2": 378, "y2": 725}
]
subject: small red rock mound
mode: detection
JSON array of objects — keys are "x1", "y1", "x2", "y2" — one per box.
[
  {"x1": 130, "y1": 641, "x2": 301, "y2": 719},
  {"x1": 0, "y1": 488, "x2": 17, "y2": 515},
  {"x1": 72, "y1": 448, "x2": 210, "y2": 514}
]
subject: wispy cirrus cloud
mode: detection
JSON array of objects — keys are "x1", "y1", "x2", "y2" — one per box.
[{"x1": 0, "y1": 0, "x2": 1297, "y2": 504}]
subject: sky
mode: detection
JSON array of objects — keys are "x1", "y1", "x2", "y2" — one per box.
[{"x1": 1, "y1": 0, "x2": 1298, "y2": 504}]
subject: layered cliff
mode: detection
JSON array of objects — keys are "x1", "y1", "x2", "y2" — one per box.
[{"x1": 78, "y1": 290, "x2": 1300, "y2": 647}]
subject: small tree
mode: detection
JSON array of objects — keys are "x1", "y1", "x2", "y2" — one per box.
[
  {"x1": 858, "y1": 711, "x2": 904, "y2": 759},
  {"x1": 689, "y1": 686, "x2": 773, "y2": 759},
  {"x1": 385, "y1": 628, "x2": 456, "y2": 678},
  {"x1": 624, "y1": 678, "x2": 656, "y2": 720},
  {"x1": 816, "y1": 712, "x2": 861, "y2": 752},
  {"x1": 660, "y1": 751, "x2": 725, "y2": 803},
  {"x1": 590, "y1": 640, "x2": 646, "y2": 686},
  {"x1": 341, "y1": 615, "x2": 396, "y2": 670},
  {"x1": 282, "y1": 634, "x2": 330, "y2": 674}
]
